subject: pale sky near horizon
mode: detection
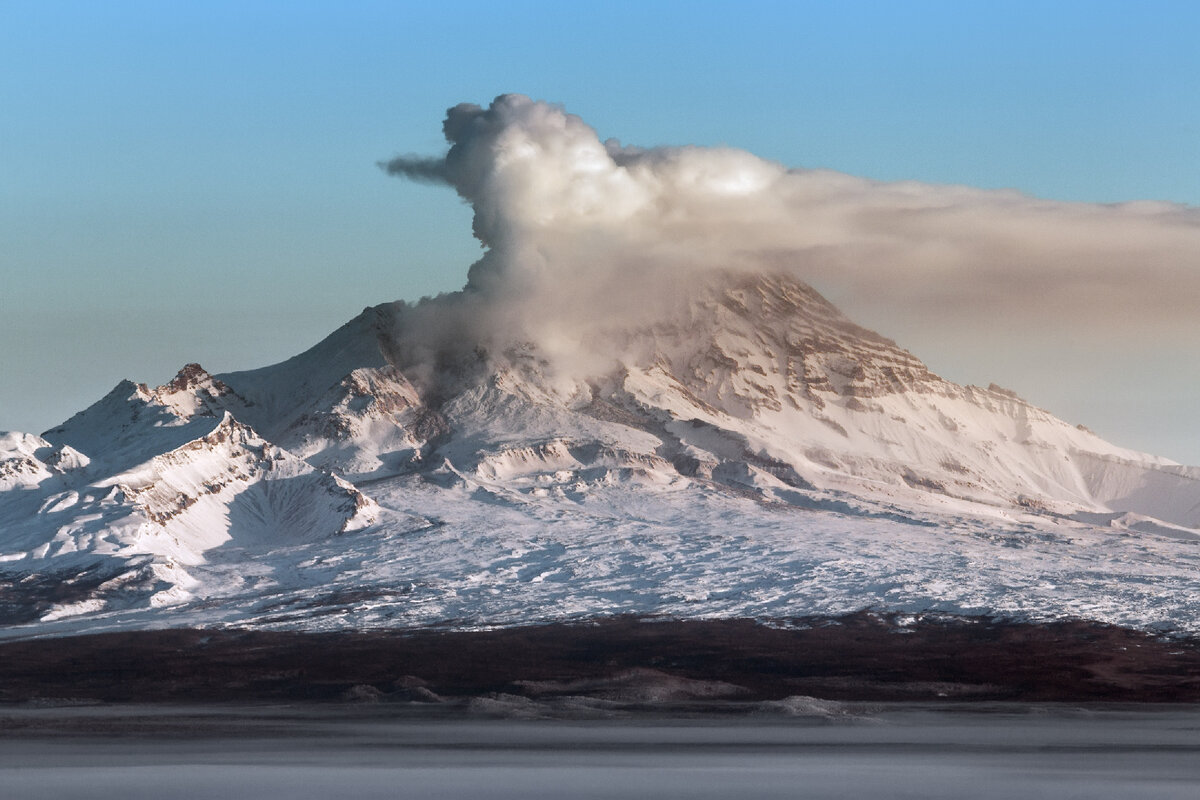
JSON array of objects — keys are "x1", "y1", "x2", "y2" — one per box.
[{"x1": 3, "y1": 1, "x2": 1199, "y2": 463}]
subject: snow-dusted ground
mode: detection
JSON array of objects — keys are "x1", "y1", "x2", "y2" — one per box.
[{"x1": 8, "y1": 467, "x2": 1200, "y2": 639}]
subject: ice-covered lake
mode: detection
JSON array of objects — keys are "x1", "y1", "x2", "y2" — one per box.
[{"x1": 2, "y1": 705, "x2": 1198, "y2": 799}]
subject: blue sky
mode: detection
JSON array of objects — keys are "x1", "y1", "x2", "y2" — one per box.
[{"x1": 2, "y1": 1, "x2": 1198, "y2": 461}]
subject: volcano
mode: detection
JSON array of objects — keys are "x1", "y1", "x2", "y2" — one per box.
[{"x1": 2, "y1": 269, "x2": 1198, "y2": 637}]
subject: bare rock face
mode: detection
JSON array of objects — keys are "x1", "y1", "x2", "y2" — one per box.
[
  {"x1": 271, "y1": 365, "x2": 445, "y2": 479},
  {"x1": 155, "y1": 363, "x2": 247, "y2": 417},
  {"x1": 644, "y1": 273, "x2": 946, "y2": 413}
]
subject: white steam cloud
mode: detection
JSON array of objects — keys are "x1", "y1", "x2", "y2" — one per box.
[{"x1": 382, "y1": 94, "x2": 1200, "y2": 393}]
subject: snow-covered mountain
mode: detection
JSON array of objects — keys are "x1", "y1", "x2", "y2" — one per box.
[{"x1": 3, "y1": 271, "x2": 1199, "y2": 635}]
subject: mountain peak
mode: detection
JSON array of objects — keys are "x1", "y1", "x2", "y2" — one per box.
[
  {"x1": 149, "y1": 362, "x2": 243, "y2": 422},
  {"x1": 164, "y1": 363, "x2": 214, "y2": 393}
]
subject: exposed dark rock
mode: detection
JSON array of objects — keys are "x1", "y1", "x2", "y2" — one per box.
[{"x1": 1, "y1": 614, "x2": 1198, "y2": 707}]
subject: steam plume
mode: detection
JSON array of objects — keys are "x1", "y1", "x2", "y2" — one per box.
[{"x1": 381, "y1": 94, "x2": 1200, "y2": 390}]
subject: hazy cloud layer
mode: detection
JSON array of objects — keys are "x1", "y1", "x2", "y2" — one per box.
[{"x1": 382, "y1": 94, "x2": 1200, "y2": 382}]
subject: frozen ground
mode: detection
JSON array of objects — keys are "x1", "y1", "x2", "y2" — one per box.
[
  {"x1": 1, "y1": 705, "x2": 1198, "y2": 800},
  {"x1": 8, "y1": 470, "x2": 1200, "y2": 639}
]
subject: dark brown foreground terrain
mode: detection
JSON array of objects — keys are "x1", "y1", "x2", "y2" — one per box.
[{"x1": 2, "y1": 614, "x2": 1198, "y2": 706}]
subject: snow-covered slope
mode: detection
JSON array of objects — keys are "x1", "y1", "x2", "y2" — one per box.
[
  {"x1": 1, "y1": 378, "x2": 378, "y2": 624},
  {"x1": 2, "y1": 271, "x2": 1198, "y2": 635},
  {"x1": 349, "y1": 271, "x2": 1197, "y2": 528},
  {"x1": 588, "y1": 273, "x2": 1196, "y2": 524}
]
